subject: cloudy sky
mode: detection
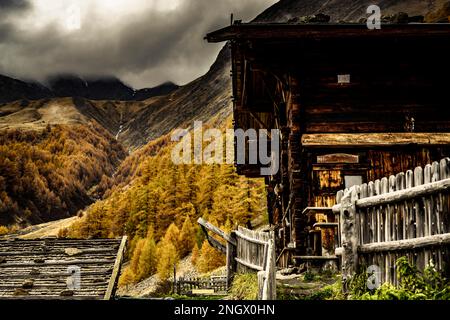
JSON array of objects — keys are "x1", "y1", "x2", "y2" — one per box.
[{"x1": 0, "y1": 0, "x2": 277, "y2": 88}]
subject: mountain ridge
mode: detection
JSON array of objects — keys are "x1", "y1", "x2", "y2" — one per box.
[{"x1": 0, "y1": 74, "x2": 179, "y2": 104}]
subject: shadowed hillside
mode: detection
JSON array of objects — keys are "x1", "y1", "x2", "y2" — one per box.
[{"x1": 255, "y1": 0, "x2": 450, "y2": 22}]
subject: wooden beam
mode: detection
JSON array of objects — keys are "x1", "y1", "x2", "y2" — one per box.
[
  {"x1": 235, "y1": 257, "x2": 264, "y2": 271},
  {"x1": 358, "y1": 233, "x2": 450, "y2": 253},
  {"x1": 302, "y1": 207, "x2": 333, "y2": 215},
  {"x1": 293, "y1": 255, "x2": 339, "y2": 261},
  {"x1": 234, "y1": 230, "x2": 269, "y2": 246},
  {"x1": 203, "y1": 230, "x2": 226, "y2": 254},
  {"x1": 313, "y1": 222, "x2": 339, "y2": 228},
  {"x1": 206, "y1": 23, "x2": 450, "y2": 43},
  {"x1": 302, "y1": 133, "x2": 450, "y2": 147},
  {"x1": 197, "y1": 218, "x2": 237, "y2": 246},
  {"x1": 104, "y1": 236, "x2": 127, "y2": 300}
]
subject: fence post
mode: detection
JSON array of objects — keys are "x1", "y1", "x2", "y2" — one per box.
[
  {"x1": 340, "y1": 187, "x2": 359, "y2": 293},
  {"x1": 262, "y1": 238, "x2": 276, "y2": 300},
  {"x1": 226, "y1": 231, "x2": 237, "y2": 289}
]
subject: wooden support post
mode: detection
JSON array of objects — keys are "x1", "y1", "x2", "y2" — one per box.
[
  {"x1": 104, "y1": 236, "x2": 127, "y2": 300},
  {"x1": 226, "y1": 231, "x2": 237, "y2": 289},
  {"x1": 339, "y1": 187, "x2": 359, "y2": 293}
]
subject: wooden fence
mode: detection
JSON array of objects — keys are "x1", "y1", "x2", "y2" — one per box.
[
  {"x1": 235, "y1": 226, "x2": 271, "y2": 272},
  {"x1": 198, "y1": 218, "x2": 276, "y2": 300},
  {"x1": 176, "y1": 276, "x2": 227, "y2": 295},
  {"x1": 333, "y1": 158, "x2": 450, "y2": 290}
]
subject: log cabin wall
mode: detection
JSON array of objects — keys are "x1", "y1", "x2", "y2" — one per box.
[{"x1": 287, "y1": 36, "x2": 450, "y2": 256}]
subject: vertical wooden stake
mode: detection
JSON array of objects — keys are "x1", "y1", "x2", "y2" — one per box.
[
  {"x1": 340, "y1": 187, "x2": 359, "y2": 293},
  {"x1": 226, "y1": 231, "x2": 237, "y2": 289}
]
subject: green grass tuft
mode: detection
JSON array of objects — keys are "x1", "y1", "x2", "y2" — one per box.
[{"x1": 229, "y1": 273, "x2": 259, "y2": 300}]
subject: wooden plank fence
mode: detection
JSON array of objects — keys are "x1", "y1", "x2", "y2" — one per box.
[
  {"x1": 235, "y1": 226, "x2": 271, "y2": 272},
  {"x1": 197, "y1": 218, "x2": 276, "y2": 300},
  {"x1": 333, "y1": 158, "x2": 450, "y2": 291},
  {"x1": 176, "y1": 276, "x2": 227, "y2": 295}
]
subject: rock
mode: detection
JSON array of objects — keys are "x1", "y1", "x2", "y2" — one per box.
[
  {"x1": 14, "y1": 288, "x2": 29, "y2": 296},
  {"x1": 22, "y1": 279, "x2": 34, "y2": 289},
  {"x1": 381, "y1": 12, "x2": 409, "y2": 24},
  {"x1": 394, "y1": 12, "x2": 410, "y2": 23},
  {"x1": 65, "y1": 248, "x2": 82, "y2": 256},
  {"x1": 34, "y1": 245, "x2": 50, "y2": 252},
  {"x1": 0, "y1": 257, "x2": 6, "y2": 264},
  {"x1": 408, "y1": 15, "x2": 424, "y2": 23},
  {"x1": 298, "y1": 263, "x2": 307, "y2": 273},
  {"x1": 279, "y1": 267, "x2": 299, "y2": 275},
  {"x1": 289, "y1": 14, "x2": 331, "y2": 24},
  {"x1": 29, "y1": 268, "x2": 40, "y2": 276},
  {"x1": 60, "y1": 290, "x2": 75, "y2": 296}
]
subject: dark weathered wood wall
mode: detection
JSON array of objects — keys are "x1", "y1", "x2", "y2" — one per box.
[{"x1": 231, "y1": 33, "x2": 450, "y2": 259}]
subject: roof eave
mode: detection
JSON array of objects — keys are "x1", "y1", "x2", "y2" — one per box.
[{"x1": 206, "y1": 23, "x2": 450, "y2": 43}]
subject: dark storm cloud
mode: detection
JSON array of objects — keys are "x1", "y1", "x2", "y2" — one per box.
[
  {"x1": 0, "y1": 0, "x2": 276, "y2": 88},
  {"x1": 0, "y1": 0, "x2": 30, "y2": 11}
]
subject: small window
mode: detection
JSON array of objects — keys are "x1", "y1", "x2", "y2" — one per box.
[
  {"x1": 338, "y1": 74, "x2": 351, "y2": 84},
  {"x1": 344, "y1": 175, "x2": 363, "y2": 188}
]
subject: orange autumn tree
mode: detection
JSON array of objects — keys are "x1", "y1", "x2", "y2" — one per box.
[
  {"x1": 156, "y1": 223, "x2": 181, "y2": 279},
  {"x1": 195, "y1": 239, "x2": 225, "y2": 273},
  {"x1": 178, "y1": 216, "x2": 196, "y2": 258},
  {"x1": 119, "y1": 228, "x2": 158, "y2": 285}
]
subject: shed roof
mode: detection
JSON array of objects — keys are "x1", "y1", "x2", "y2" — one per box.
[
  {"x1": 0, "y1": 237, "x2": 127, "y2": 300},
  {"x1": 206, "y1": 22, "x2": 450, "y2": 43}
]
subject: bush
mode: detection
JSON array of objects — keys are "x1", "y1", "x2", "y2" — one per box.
[
  {"x1": 306, "y1": 257, "x2": 450, "y2": 300},
  {"x1": 306, "y1": 277, "x2": 344, "y2": 300},
  {"x1": 349, "y1": 257, "x2": 450, "y2": 300}
]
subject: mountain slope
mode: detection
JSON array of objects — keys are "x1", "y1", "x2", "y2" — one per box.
[
  {"x1": 0, "y1": 75, "x2": 52, "y2": 104},
  {"x1": 255, "y1": 0, "x2": 450, "y2": 22},
  {"x1": 120, "y1": 46, "x2": 232, "y2": 148},
  {"x1": 0, "y1": 122, "x2": 126, "y2": 226}
]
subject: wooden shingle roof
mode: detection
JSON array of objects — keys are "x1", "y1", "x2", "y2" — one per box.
[{"x1": 0, "y1": 237, "x2": 127, "y2": 300}]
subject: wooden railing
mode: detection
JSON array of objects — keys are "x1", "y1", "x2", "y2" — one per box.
[
  {"x1": 198, "y1": 218, "x2": 276, "y2": 300},
  {"x1": 333, "y1": 158, "x2": 450, "y2": 290}
]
